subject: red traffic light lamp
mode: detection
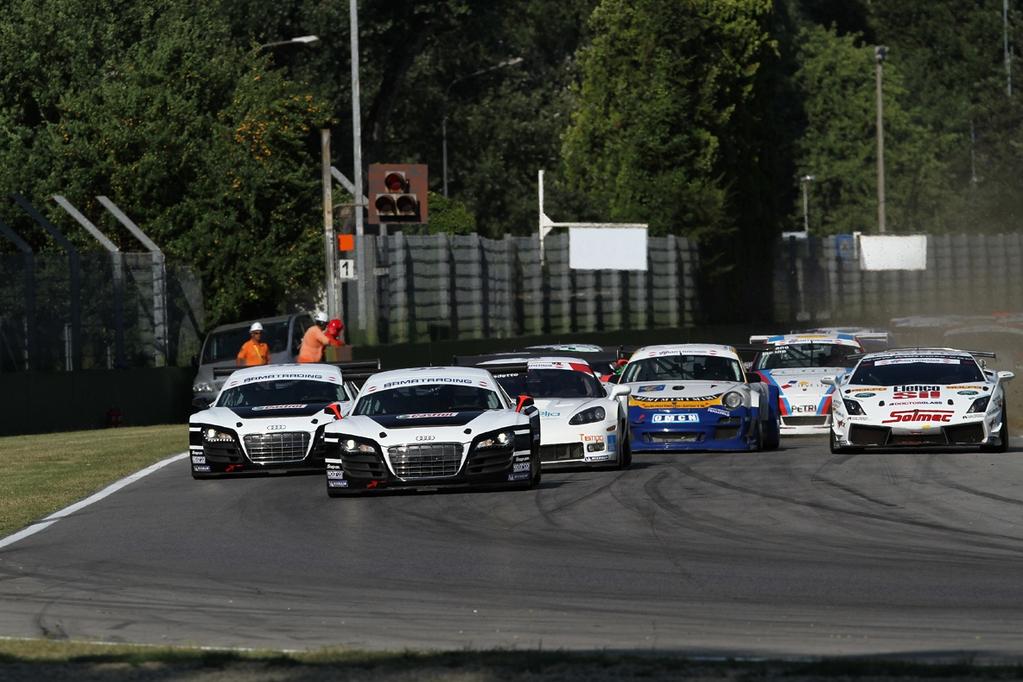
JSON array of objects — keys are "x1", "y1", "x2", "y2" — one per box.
[{"x1": 368, "y1": 164, "x2": 428, "y2": 224}]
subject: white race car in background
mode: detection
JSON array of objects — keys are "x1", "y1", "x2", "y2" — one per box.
[
  {"x1": 826, "y1": 348, "x2": 1014, "y2": 452},
  {"x1": 188, "y1": 364, "x2": 357, "y2": 478},
  {"x1": 323, "y1": 367, "x2": 541, "y2": 496},
  {"x1": 749, "y1": 332, "x2": 865, "y2": 435},
  {"x1": 474, "y1": 356, "x2": 632, "y2": 469}
]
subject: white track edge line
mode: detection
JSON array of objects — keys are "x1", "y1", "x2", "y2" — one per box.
[{"x1": 0, "y1": 451, "x2": 188, "y2": 550}]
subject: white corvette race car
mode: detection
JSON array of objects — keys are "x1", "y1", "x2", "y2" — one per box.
[
  {"x1": 827, "y1": 348, "x2": 1014, "y2": 452},
  {"x1": 188, "y1": 364, "x2": 358, "y2": 478},
  {"x1": 323, "y1": 367, "x2": 541, "y2": 496},
  {"x1": 749, "y1": 332, "x2": 865, "y2": 435},
  {"x1": 475, "y1": 356, "x2": 632, "y2": 469}
]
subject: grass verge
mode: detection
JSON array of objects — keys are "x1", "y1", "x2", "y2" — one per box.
[
  {"x1": 0, "y1": 425, "x2": 185, "y2": 538},
  {"x1": 0, "y1": 639, "x2": 1020, "y2": 681}
]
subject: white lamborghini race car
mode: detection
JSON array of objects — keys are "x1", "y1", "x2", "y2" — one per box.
[
  {"x1": 188, "y1": 364, "x2": 358, "y2": 478},
  {"x1": 827, "y1": 348, "x2": 1014, "y2": 452},
  {"x1": 476, "y1": 356, "x2": 632, "y2": 469},
  {"x1": 749, "y1": 332, "x2": 866, "y2": 435},
  {"x1": 323, "y1": 367, "x2": 541, "y2": 496}
]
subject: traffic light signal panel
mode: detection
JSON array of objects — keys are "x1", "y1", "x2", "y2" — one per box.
[{"x1": 368, "y1": 163, "x2": 428, "y2": 224}]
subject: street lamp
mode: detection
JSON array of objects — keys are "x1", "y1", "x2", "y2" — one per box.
[
  {"x1": 442, "y1": 57, "x2": 524, "y2": 197},
  {"x1": 800, "y1": 174, "x2": 814, "y2": 232},
  {"x1": 875, "y1": 45, "x2": 887, "y2": 234},
  {"x1": 257, "y1": 35, "x2": 320, "y2": 51}
]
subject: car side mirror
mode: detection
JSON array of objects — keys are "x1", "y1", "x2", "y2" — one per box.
[
  {"x1": 609, "y1": 384, "x2": 631, "y2": 398},
  {"x1": 998, "y1": 370, "x2": 1015, "y2": 382},
  {"x1": 820, "y1": 376, "x2": 836, "y2": 386},
  {"x1": 516, "y1": 395, "x2": 535, "y2": 413},
  {"x1": 324, "y1": 403, "x2": 343, "y2": 420}
]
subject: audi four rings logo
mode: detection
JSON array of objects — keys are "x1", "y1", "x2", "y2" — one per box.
[
  {"x1": 266, "y1": 424, "x2": 287, "y2": 431},
  {"x1": 415, "y1": 435, "x2": 436, "y2": 441}
]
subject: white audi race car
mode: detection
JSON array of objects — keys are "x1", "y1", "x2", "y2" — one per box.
[
  {"x1": 749, "y1": 332, "x2": 865, "y2": 435},
  {"x1": 188, "y1": 364, "x2": 358, "y2": 478},
  {"x1": 619, "y1": 344, "x2": 781, "y2": 452},
  {"x1": 323, "y1": 367, "x2": 541, "y2": 496},
  {"x1": 827, "y1": 348, "x2": 1014, "y2": 452},
  {"x1": 473, "y1": 356, "x2": 632, "y2": 469}
]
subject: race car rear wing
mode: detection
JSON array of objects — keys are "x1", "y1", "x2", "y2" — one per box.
[
  {"x1": 845, "y1": 348, "x2": 997, "y2": 362},
  {"x1": 212, "y1": 359, "x2": 382, "y2": 382}
]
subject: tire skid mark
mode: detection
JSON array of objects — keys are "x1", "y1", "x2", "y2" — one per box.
[
  {"x1": 529, "y1": 469, "x2": 630, "y2": 526},
  {"x1": 672, "y1": 461, "x2": 1023, "y2": 550},
  {"x1": 810, "y1": 475, "x2": 901, "y2": 509}
]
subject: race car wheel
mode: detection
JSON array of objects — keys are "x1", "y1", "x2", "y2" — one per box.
[
  {"x1": 616, "y1": 421, "x2": 632, "y2": 469},
  {"x1": 981, "y1": 407, "x2": 1009, "y2": 453},
  {"x1": 763, "y1": 415, "x2": 781, "y2": 451},
  {"x1": 828, "y1": 428, "x2": 859, "y2": 454},
  {"x1": 751, "y1": 418, "x2": 764, "y2": 452}
]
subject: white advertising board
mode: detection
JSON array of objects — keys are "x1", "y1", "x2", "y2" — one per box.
[
  {"x1": 858, "y1": 235, "x2": 927, "y2": 271},
  {"x1": 568, "y1": 227, "x2": 648, "y2": 271}
]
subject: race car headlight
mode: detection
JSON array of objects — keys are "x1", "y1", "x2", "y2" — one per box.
[
  {"x1": 193, "y1": 382, "x2": 213, "y2": 394},
  {"x1": 340, "y1": 437, "x2": 377, "y2": 454},
  {"x1": 203, "y1": 427, "x2": 233, "y2": 443},
  {"x1": 477, "y1": 430, "x2": 515, "y2": 449},
  {"x1": 569, "y1": 407, "x2": 606, "y2": 425},
  {"x1": 722, "y1": 392, "x2": 744, "y2": 409},
  {"x1": 842, "y1": 399, "x2": 866, "y2": 416},
  {"x1": 966, "y1": 396, "x2": 991, "y2": 414}
]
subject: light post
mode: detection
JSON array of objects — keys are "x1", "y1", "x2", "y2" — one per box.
[
  {"x1": 800, "y1": 174, "x2": 814, "y2": 232},
  {"x1": 442, "y1": 57, "x2": 524, "y2": 197},
  {"x1": 257, "y1": 35, "x2": 319, "y2": 51},
  {"x1": 875, "y1": 45, "x2": 887, "y2": 234}
]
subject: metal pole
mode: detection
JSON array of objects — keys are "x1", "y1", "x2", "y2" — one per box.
[
  {"x1": 875, "y1": 46, "x2": 887, "y2": 235},
  {"x1": 350, "y1": 0, "x2": 363, "y2": 238},
  {"x1": 442, "y1": 115, "x2": 449, "y2": 197},
  {"x1": 322, "y1": 129, "x2": 337, "y2": 319},
  {"x1": 1006, "y1": 0, "x2": 1013, "y2": 97}
]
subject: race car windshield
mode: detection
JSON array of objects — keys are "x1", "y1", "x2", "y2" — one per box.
[
  {"x1": 493, "y1": 369, "x2": 605, "y2": 398},
  {"x1": 353, "y1": 384, "x2": 502, "y2": 416},
  {"x1": 621, "y1": 355, "x2": 744, "y2": 383},
  {"x1": 849, "y1": 357, "x2": 985, "y2": 386},
  {"x1": 202, "y1": 321, "x2": 289, "y2": 363},
  {"x1": 755, "y1": 343, "x2": 859, "y2": 370},
  {"x1": 217, "y1": 379, "x2": 343, "y2": 407}
]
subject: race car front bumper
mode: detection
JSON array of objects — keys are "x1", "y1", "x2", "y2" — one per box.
[
  {"x1": 538, "y1": 421, "x2": 619, "y2": 468},
  {"x1": 834, "y1": 416, "x2": 999, "y2": 448},
  {"x1": 779, "y1": 413, "x2": 831, "y2": 435},
  {"x1": 628, "y1": 407, "x2": 759, "y2": 452},
  {"x1": 189, "y1": 425, "x2": 328, "y2": 475}
]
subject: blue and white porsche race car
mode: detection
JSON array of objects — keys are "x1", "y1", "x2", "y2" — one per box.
[
  {"x1": 748, "y1": 332, "x2": 865, "y2": 435},
  {"x1": 618, "y1": 344, "x2": 781, "y2": 452}
]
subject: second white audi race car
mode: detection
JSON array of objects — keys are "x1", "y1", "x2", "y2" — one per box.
[
  {"x1": 749, "y1": 332, "x2": 865, "y2": 435},
  {"x1": 188, "y1": 363, "x2": 362, "y2": 478},
  {"x1": 323, "y1": 367, "x2": 541, "y2": 496},
  {"x1": 470, "y1": 356, "x2": 632, "y2": 469},
  {"x1": 827, "y1": 348, "x2": 1014, "y2": 452}
]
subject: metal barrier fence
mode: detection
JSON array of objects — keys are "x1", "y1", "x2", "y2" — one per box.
[
  {"x1": 0, "y1": 252, "x2": 203, "y2": 372},
  {"x1": 343, "y1": 232, "x2": 701, "y2": 345},
  {"x1": 773, "y1": 233, "x2": 1023, "y2": 324}
]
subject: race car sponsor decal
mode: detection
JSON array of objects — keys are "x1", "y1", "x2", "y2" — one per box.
[
  {"x1": 606, "y1": 434, "x2": 617, "y2": 452},
  {"x1": 893, "y1": 391, "x2": 941, "y2": 400},
  {"x1": 875, "y1": 358, "x2": 962, "y2": 366},
  {"x1": 947, "y1": 385, "x2": 984, "y2": 390},
  {"x1": 243, "y1": 373, "x2": 326, "y2": 383},
  {"x1": 790, "y1": 404, "x2": 818, "y2": 414},
  {"x1": 512, "y1": 461, "x2": 531, "y2": 473},
  {"x1": 191, "y1": 455, "x2": 207, "y2": 464},
  {"x1": 882, "y1": 409, "x2": 954, "y2": 424},
  {"x1": 507, "y1": 472, "x2": 530, "y2": 481},
  {"x1": 580, "y1": 434, "x2": 605, "y2": 442},
  {"x1": 327, "y1": 479, "x2": 349, "y2": 488},
  {"x1": 652, "y1": 413, "x2": 699, "y2": 423},
  {"x1": 629, "y1": 395, "x2": 723, "y2": 409},
  {"x1": 854, "y1": 392, "x2": 877, "y2": 398},
  {"x1": 707, "y1": 407, "x2": 731, "y2": 416},
  {"x1": 396, "y1": 412, "x2": 458, "y2": 419},
  {"x1": 382, "y1": 377, "x2": 475, "y2": 388},
  {"x1": 957, "y1": 390, "x2": 980, "y2": 395},
  {"x1": 893, "y1": 385, "x2": 940, "y2": 392},
  {"x1": 540, "y1": 410, "x2": 561, "y2": 418},
  {"x1": 526, "y1": 360, "x2": 592, "y2": 374},
  {"x1": 250, "y1": 404, "x2": 309, "y2": 411},
  {"x1": 326, "y1": 470, "x2": 346, "y2": 479},
  {"x1": 848, "y1": 386, "x2": 887, "y2": 392},
  {"x1": 193, "y1": 464, "x2": 211, "y2": 472},
  {"x1": 638, "y1": 384, "x2": 666, "y2": 393}
]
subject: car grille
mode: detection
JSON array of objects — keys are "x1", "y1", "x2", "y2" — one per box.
[
  {"x1": 848, "y1": 424, "x2": 889, "y2": 447},
  {"x1": 714, "y1": 426, "x2": 740, "y2": 440},
  {"x1": 889, "y1": 432, "x2": 947, "y2": 446},
  {"x1": 540, "y1": 443, "x2": 584, "y2": 462},
  {"x1": 645, "y1": 432, "x2": 702, "y2": 443},
  {"x1": 243, "y1": 432, "x2": 310, "y2": 464},
  {"x1": 944, "y1": 422, "x2": 985, "y2": 445},
  {"x1": 389, "y1": 443, "x2": 463, "y2": 479},
  {"x1": 783, "y1": 416, "x2": 828, "y2": 427}
]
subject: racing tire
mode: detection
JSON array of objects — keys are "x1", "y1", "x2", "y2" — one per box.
[
  {"x1": 616, "y1": 421, "x2": 632, "y2": 469},
  {"x1": 763, "y1": 415, "x2": 781, "y2": 451},
  {"x1": 191, "y1": 471, "x2": 219, "y2": 480},
  {"x1": 981, "y1": 407, "x2": 1009, "y2": 453},
  {"x1": 828, "y1": 428, "x2": 860, "y2": 454},
  {"x1": 751, "y1": 418, "x2": 765, "y2": 452}
]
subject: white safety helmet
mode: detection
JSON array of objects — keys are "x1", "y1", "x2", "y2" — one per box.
[
  {"x1": 249, "y1": 322, "x2": 263, "y2": 333},
  {"x1": 314, "y1": 311, "x2": 329, "y2": 324}
]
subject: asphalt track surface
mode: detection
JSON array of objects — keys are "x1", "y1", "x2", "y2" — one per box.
[{"x1": 1, "y1": 437, "x2": 1023, "y2": 661}]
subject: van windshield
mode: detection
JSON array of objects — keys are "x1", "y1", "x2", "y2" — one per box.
[{"x1": 202, "y1": 321, "x2": 289, "y2": 363}]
